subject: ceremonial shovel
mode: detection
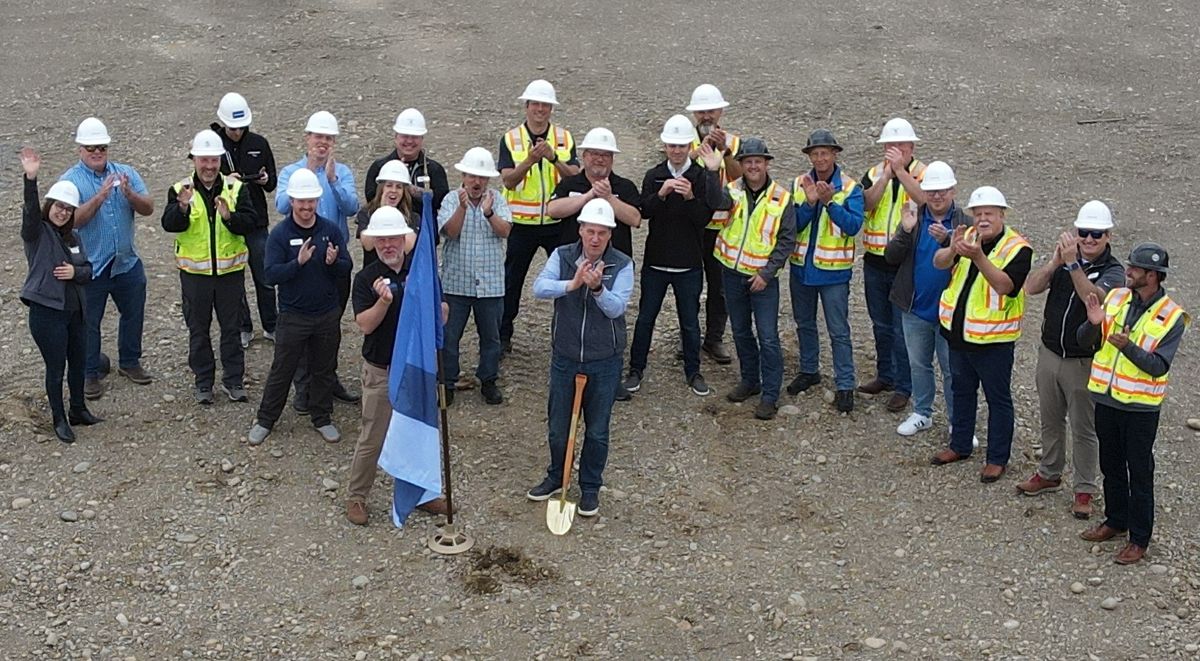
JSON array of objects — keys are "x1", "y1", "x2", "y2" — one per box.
[{"x1": 546, "y1": 374, "x2": 587, "y2": 535}]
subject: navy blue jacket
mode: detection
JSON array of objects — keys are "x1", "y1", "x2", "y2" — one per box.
[{"x1": 264, "y1": 214, "x2": 351, "y2": 315}]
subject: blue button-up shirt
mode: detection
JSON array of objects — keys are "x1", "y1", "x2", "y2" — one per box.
[
  {"x1": 911, "y1": 202, "x2": 957, "y2": 323},
  {"x1": 60, "y1": 160, "x2": 149, "y2": 276},
  {"x1": 438, "y1": 189, "x2": 512, "y2": 298},
  {"x1": 275, "y1": 157, "x2": 359, "y2": 244}
]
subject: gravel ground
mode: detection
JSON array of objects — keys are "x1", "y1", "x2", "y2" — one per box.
[{"x1": 1, "y1": 0, "x2": 1199, "y2": 658}]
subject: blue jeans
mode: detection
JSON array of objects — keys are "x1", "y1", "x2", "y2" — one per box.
[
  {"x1": 85, "y1": 258, "x2": 146, "y2": 379},
  {"x1": 545, "y1": 353, "x2": 622, "y2": 494},
  {"x1": 789, "y1": 272, "x2": 856, "y2": 391},
  {"x1": 443, "y1": 294, "x2": 503, "y2": 385},
  {"x1": 901, "y1": 312, "x2": 952, "y2": 420},
  {"x1": 629, "y1": 267, "x2": 703, "y2": 379},
  {"x1": 722, "y1": 268, "x2": 783, "y2": 402},
  {"x1": 863, "y1": 261, "x2": 911, "y2": 395},
  {"x1": 949, "y1": 344, "x2": 1015, "y2": 464},
  {"x1": 239, "y1": 226, "x2": 278, "y2": 334}
]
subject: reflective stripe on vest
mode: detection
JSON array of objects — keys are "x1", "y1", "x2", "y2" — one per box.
[
  {"x1": 503, "y1": 124, "x2": 573, "y2": 225},
  {"x1": 789, "y1": 173, "x2": 859, "y2": 271},
  {"x1": 862, "y1": 159, "x2": 926, "y2": 255},
  {"x1": 693, "y1": 133, "x2": 741, "y2": 230},
  {"x1": 713, "y1": 180, "x2": 791, "y2": 275},
  {"x1": 937, "y1": 225, "x2": 1029, "y2": 343},
  {"x1": 171, "y1": 179, "x2": 249, "y2": 276},
  {"x1": 1087, "y1": 288, "x2": 1189, "y2": 406}
]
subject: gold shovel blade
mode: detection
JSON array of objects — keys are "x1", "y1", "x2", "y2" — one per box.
[{"x1": 546, "y1": 496, "x2": 576, "y2": 535}]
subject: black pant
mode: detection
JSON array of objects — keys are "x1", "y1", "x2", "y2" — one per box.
[
  {"x1": 181, "y1": 271, "x2": 245, "y2": 390},
  {"x1": 701, "y1": 228, "x2": 727, "y2": 344},
  {"x1": 257, "y1": 309, "x2": 341, "y2": 427},
  {"x1": 28, "y1": 302, "x2": 86, "y2": 419},
  {"x1": 1096, "y1": 402, "x2": 1160, "y2": 547},
  {"x1": 293, "y1": 270, "x2": 351, "y2": 400},
  {"x1": 501, "y1": 223, "x2": 562, "y2": 342},
  {"x1": 239, "y1": 227, "x2": 278, "y2": 334}
]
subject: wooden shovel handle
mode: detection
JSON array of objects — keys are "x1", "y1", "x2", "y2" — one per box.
[{"x1": 560, "y1": 374, "x2": 588, "y2": 494}]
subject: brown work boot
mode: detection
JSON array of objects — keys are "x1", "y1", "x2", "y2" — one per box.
[
  {"x1": 84, "y1": 378, "x2": 104, "y2": 400},
  {"x1": 702, "y1": 340, "x2": 733, "y2": 365},
  {"x1": 1071, "y1": 493, "x2": 1094, "y2": 520},
  {"x1": 1079, "y1": 523, "x2": 1125, "y2": 542},
  {"x1": 117, "y1": 366, "x2": 153, "y2": 385},
  {"x1": 930, "y1": 448, "x2": 969, "y2": 466},
  {"x1": 980, "y1": 463, "x2": 1007, "y2": 483},
  {"x1": 1015, "y1": 473, "x2": 1063, "y2": 496},
  {"x1": 417, "y1": 497, "x2": 457, "y2": 516},
  {"x1": 857, "y1": 378, "x2": 893, "y2": 395},
  {"x1": 1114, "y1": 543, "x2": 1146, "y2": 565},
  {"x1": 885, "y1": 392, "x2": 909, "y2": 412},
  {"x1": 346, "y1": 500, "x2": 368, "y2": 526}
]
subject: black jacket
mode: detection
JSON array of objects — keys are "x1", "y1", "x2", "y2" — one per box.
[
  {"x1": 884, "y1": 205, "x2": 971, "y2": 312},
  {"x1": 363, "y1": 149, "x2": 449, "y2": 217},
  {"x1": 21, "y1": 177, "x2": 92, "y2": 309},
  {"x1": 1041, "y1": 246, "x2": 1125, "y2": 357},
  {"x1": 210, "y1": 122, "x2": 277, "y2": 227},
  {"x1": 639, "y1": 162, "x2": 723, "y2": 269}
]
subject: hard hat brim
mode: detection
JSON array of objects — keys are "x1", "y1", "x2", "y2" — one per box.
[
  {"x1": 876, "y1": 135, "x2": 921, "y2": 144},
  {"x1": 579, "y1": 143, "x2": 620, "y2": 153},
  {"x1": 920, "y1": 179, "x2": 957, "y2": 191},
  {"x1": 393, "y1": 124, "x2": 428, "y2": 136},
  {"x1": 800, "y1": 144, "x2": 841, "y2": 154},
  {"x1": 191, "y1": 148, "x2": 226, "y2": 157},
  {"x1": 361, "y1": 226, "x2": 415, "y2": 237},
  {"x1": 454, "y1": 163, "x2": 500, "y2": 178},
  {"x1": 519, "y1": 94, "x2": 559, "y2": 105},
  {"x1": 685, "y1": 100, "x2": 730, "y2": 112},
  {"x1": 287, "y1": 189, "x2": 323, "y2": 200},
  {"x1": 1074, "y1": 219, "x2": 1114, "y2": 231},
  {"x1": 579, "y1": 218, "x2": 617, "y2": 228},
  {"x1": 76, "y1": 136, "x2": 111, "y2": 146},
  {"x1": 660, "y1": 134, "x2": 694, "y2": 145},
  {"x1": 965, "y1": 201, "x2": 1010, "y2": 210}
]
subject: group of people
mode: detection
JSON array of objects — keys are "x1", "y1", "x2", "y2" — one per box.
[{"x1": 17, "y1": 80, "x2": 1187, "y2": 564}]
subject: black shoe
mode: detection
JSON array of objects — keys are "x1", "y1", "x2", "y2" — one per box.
[
  {"x1": 835, "y1": 389, "x2": 854, "y2": 413},
  {"x1": 622, "y1": 369, "x2": 643, "y2": 393},
  {"x1": 98, "y1": 352, "x2": 111, "y2": 377},
  {"x1": 702, "y1": 340, "x2": 733, "y2": 365},
  {"x1": 754, "y1": 399, "x2": 778, "y2": 420},
  {"x1": 688, "y1": 373, "x2": 711, "y2": 397},
  {"x1": 292, "y1": 397, "x2": 310, "y2": 416},
  {"x1": 615, "y1": 384, "x2": 632, "y2": 402},
  {"x1": 726, "y1": 382, "x2": 762, "y2": 403},
  {"x1": 194, "y1": 388, "x2": 215, "y2": 406},
  {"x1": 443, "y1": 388, "x2": 456, "y2": 407},
  {"x1": 526, "y1": 476, "x2": 562, "y2": 501},
  {"x1": 68, "y1": 407, "x2": 103, "y2": 426},
  {"x1": 481, "y1": 380, "x2": 503, "y2": 405},
  {"x1": 53, "y1": 417, "x2": 76, "y2": 444},
  {"x1": 786, "y1": 372, "x2": 821, "y2": 396},
  {"x1": 578, "y1": 491, "x2": 600, "y2": 517},
  {"x1": 502, "y1": 338, "x2": 513, "y2": 354},
  {"x1": 332, "y1": 382, "x2": 361, "y2": 403}
]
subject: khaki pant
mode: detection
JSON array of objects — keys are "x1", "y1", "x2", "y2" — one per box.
[
  {"x1": 348, "y1": 361, "x2": 391, "y2": 502},
  {"x1": 1035, "y1": 344, "x2": 1100, "y2": 493}
]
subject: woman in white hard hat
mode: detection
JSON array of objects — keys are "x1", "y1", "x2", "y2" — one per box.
[
  {"x1": 17, "y1": 147, "x2": 103, "y2": 443},
  {"x1": 355, "y1": 160, "x2": 418, "y2": 267}
]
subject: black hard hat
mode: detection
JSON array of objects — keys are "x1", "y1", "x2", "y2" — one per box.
[
  {"x1": 735, "y1": 137, "x2": 773, "y2": 161},
  {"x1": 1127, "y1": 241, "x2": 1169, "y2": 273},
  {"x1": 802, "y1": 129, "x2": 843, "y2": 154}
]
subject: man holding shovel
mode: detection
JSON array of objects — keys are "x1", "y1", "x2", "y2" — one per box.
[{"x1": 526, "y1": 198, "x2": 633, "y2": 518}]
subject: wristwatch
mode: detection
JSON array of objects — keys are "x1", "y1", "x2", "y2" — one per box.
[{"x1": 1065, "y1": 260, "x2": 1083, "y2": 272}]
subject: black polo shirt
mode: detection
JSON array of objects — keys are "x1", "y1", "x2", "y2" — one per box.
[
  {"x1": 352, "y1": 260, "x2": 406, "y2": 365},
  {"x1": 551, "y1": 172, "x2": 640, "y2": 257}
]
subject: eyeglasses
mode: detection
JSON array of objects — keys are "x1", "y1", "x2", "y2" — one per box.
[
  {"x1": 83, "y1": 145, "x2": 108, "y2": 153},
  {"x1": 1077, "y1": 229, "x2": 1108, "y2": 239},
  {"x1": 926, "y1": 189, "x2": 953, "y2": 197},
  {"x1": 52, "y1": 201, "x2": 74, "y2": 211}
]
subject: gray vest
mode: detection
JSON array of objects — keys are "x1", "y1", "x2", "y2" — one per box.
[{"x1": 550, "y1": 241, "x2": 630, "y2": 363}]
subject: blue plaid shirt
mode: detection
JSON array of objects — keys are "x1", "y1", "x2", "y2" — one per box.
[
  {"x1": 60, "y1": 160, "x2": 149, "y2": 276},
  {"x1": 438, "y1": 190, "x2": 511, "y2": 298}
]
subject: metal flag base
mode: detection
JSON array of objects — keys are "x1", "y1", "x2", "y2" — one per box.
[{"x1": 428, "y1": 522, "x2": 474, "y2": 555}]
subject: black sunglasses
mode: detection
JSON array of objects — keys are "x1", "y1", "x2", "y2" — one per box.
[
  {"x1": 1077, "y1": 229, "x2": 1108, "y2": 239},
  {"x1": 83, "y1": 145, "x2": 108, "y2": 153}
]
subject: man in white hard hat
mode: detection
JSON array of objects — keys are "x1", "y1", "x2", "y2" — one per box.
[
  {"x1": 547, "y1": 128, "x2": 641, "y2": 261},
  {"x1": 60, "y1": 117, "x2": 157, "y2": 400},
  {"x1": 858, "y1": 118, "x2": 928, "y2": 414},
  {"x1": 275, "y1": 111, "x2": 360, "y2": 406},
  {"x1": 439, "y1": 147, "x2": 513, "y2": 406},
  {"x1": 623, "y1": 115, "x2": 726, "y2": 399},
  {"x1": 161, "y1": 130, "x2": 259, "y2": 405},
  {"x1": 526, "y1": 198, "x2": 633, "y2": 518},
  {"x1": 930, "y1": 186, "x2": 1033, "y2": 483},
  {"x1": 211, "y1": 92, "x2": 279, "y2": 347},
  {"x1": 498, "y1": 79, "x2": 580, "y2": 353},
  {"x1": 883, "y1": 161, "x2": 970, "y2": 437},
  {"x1": 1019, "y1": 200, "x2": 1124, "y2": 518},
  {"x1": 249, "y1": 168, "x2": 351, "y2": 446},
  {"x1": 346, "y1": 207, "x2": 419, "y2": 525},
  {"x1": 363, "y1": 108, "x2": 449, "y2": 217},
  {"x1": 687, "y1": 83, "x2": 741, "y2": 365}
]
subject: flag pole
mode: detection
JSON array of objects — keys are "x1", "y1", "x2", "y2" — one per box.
[{"x1": 428, "y1": 297, "x2": 472, "y2": 553}]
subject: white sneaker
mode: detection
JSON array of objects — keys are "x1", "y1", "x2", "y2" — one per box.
[
  {"x1": 949, "y1": 425, "x2": 981, "y2": 449},
  {"x1": 897, "y1": 413, "x2": 932, "y2": 436},
  {"x1": 240, "y1": 331, "x2": 253, "y2": 349}
]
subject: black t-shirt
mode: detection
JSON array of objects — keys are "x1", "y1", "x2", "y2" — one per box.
[
  {"x1": 942, "y1": 235, "x2": 1034, "y2": 352},
  {"x1": 352, "y1": 260, "x2": 406, "y2": 365},
  {"x1": 551, "y1": 172, "x2": 641, "y2": 257}
]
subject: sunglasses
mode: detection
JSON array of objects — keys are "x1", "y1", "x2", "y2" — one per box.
[
  {"x1": 1077, "y1": 229, "x2": 1108, "y2": 239},
  {"x1": 83, "y1": 145, "x2": 108, "y2": 153}
]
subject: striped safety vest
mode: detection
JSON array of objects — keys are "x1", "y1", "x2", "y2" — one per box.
[
  {"x1": 692, "y1": 132, "x2": 741, "y2": 230},
  {"x1": 713, "y1": 180, "x2": 791, "y2": 276},
  {"x1": 1087, "y1": 288, "x2": 1189, "y2": 407},
  {"x1": 862, "y1": 158, "x2": 926, "y2": 256},
  {"x1": 170, "y1": 178, "x2": 248, "y2": 276},
  {"x1": 502, "y1": 123, "x2": 574, "y2": 225},
  {"x1": 789, "y1": 172, "x2": 859, "y2": 271},
  {"x1": 938, "y1": 225, "x2": 1030, "y2": 343}
]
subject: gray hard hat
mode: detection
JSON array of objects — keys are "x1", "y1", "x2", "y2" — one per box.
[
  {"x1": 1127, "y1": 241, "x2": 1169, "y2": 273},
  {"x1": 802, "y1": 128, "x2": 843, "y2": 154},
  {"x1": 735, "y1": 137, "x2": 773, "y2": 161}
]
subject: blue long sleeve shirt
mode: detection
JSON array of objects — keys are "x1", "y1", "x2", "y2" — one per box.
[
  {"x1": 791, "y1": 165, "x2": 865, "y2": 286},
  {"x1": 534, "y1": 249, "x2": 634, "y2": 319},
  {"x1": 275, "y1": 157, "x2": 359, "y2": 244},
  {"x1": 264, "y1": 214, "x2": 352, "y2": 316}
]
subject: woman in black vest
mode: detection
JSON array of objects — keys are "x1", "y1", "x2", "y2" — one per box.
[{"x1": 19, "y1": 147, "x2": 102, "y2": 443}]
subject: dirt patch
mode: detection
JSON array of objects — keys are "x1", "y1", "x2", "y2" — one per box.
[{"x1": 463, "y1": 545, "x2": 558, "y2": 595}]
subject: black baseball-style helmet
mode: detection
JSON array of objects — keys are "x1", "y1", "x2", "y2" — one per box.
[
  {"x1": 1127, "y1": 242, "x2": 1169, "y2": 273},
  {"x1": 802, "y1": 129, "x2": 843, "y2": 154},
  {"x1": 735, "y1": 137, "x2": 773, "y2": 161}
]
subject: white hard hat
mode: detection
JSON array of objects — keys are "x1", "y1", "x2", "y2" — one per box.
[
  {"x1": 919, "y1": 161, "x2": 957, "y2": 191},
  {"x1": 454, "y1": 147, "x2": 500, "y2": 177},
  {"x1": 1074, "y1": 200, "x2": 1114, "y2": 231},
  {"x1": 376, "y1": 160, "x2": 412, "y2": 185},
  {"x1": 578, "y1": 127, "x2": 620, "y2": 153},
  {"x1": 393, "y1": 108, "x2": 428, "y2": 136},
  {"x1": 577, "y1": 198, "x2": 616, "y2": 228},
  {"x1": 190, "y1": 129, "x2": 226, "y2": 157},
  {"x1": 46, "y1": 180, "x2": 81, "y2": 208},
  {"x1": 876, "y1": 117, "x2": 920, "y2": 144},
  {"x1": 661, "y1": 114, "x2": 698, "y2": 145},
  {"x1": 217, "y1": 93, "x2": 252, "y2": 128},
  {"x1": 965, "y1": 186, "x2": 1009, "y2": 210},
  {"x1": 518, "y1": 79, "x2": 559, "y2": 105},
  {"x1": 686, "y1": 84, "x2": 729, "y2": 112},
  {"x1": 286, "y1": 168, "x2": 324, "y2": 200},
  {"x1": 75, "y1": 117, "x2": 111, "y2": 146},
  {"x1": 361, "y1": 206, "x2": 414, "y2": 237},
  {"x1": 304, "y1": 110, "x2": 340, "y2": 136}
]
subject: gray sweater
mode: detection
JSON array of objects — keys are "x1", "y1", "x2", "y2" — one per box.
[{"x1": 21, "y1": 177, "x2": 91, "y2": 310}]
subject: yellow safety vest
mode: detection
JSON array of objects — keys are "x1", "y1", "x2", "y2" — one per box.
[
  {"x1": 938, "y1": 225, "x2": 1030, "y2": 343},
  {"x1": 502, "y1": 123, "x2": 574, "y2": 225},
  {"x1": 1087, "y1": 288, "x2": 1189, "y2": 406},
  {"x1": 713, "y1": 180, "x2": 791, "y2": 276},
  {"x1": 171, "y1": 178, "x2": 248, "y2": 276},
  {"x1": 862, "y1": 158, "x2": 926, "y2": 256},
  {"x1": 692, "y1": 132, "x2": 741, "y2": 230},
  {"x1": 790, "y1": 172, "x2": 859, "y2": 270}
]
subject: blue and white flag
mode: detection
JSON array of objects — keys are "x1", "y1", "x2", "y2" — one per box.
[{"x1": 378, "y1": 191, "x2": 445, "y2": 527}]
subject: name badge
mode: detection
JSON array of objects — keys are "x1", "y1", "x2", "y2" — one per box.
[
  {"x1": 417, "y1": 176, "x2": 431, "y2": 184},
  {"x1": 289, "y1": 238, "x2": 304, "y2": 246},
  {"x1": 568, "y1": 191, "x2": 584, "y2": 197},
  {"x1": 69, "y1": 246, "x2": 81, "y2": 254}
]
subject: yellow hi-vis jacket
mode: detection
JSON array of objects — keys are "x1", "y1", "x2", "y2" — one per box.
[
  {"x1": 171, "y1": 179, "x2": 248, "y2": 276},
  {"x1": 713, "y1": 180, "x2": 791, "y2": 276},
  {"x1": 862, "y1": 158, "x2": 926, "y2": 256},
  {"x1": 789, "y1": 173, "x2": 858, "y2": 270},
  {"x1": 938, "y1": 225, "x2": 1030, "y2": 343},
  {"x1": 692, "y1": 133, "x2": 741, "y2": 231},
  {"x1": 502, "y1": 123, "x2": 574, "y2": 225},
  {"x1": 1088, "y1": 288, "x2": 1189, "y2": 407}
]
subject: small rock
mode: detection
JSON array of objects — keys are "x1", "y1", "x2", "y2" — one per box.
[
  {"x1": 162, "y1": 394, "x2": 176, "y2": 403},
  {"x1": 1149, "y1": 564, "x2": 1168, "y2": 575},
  {"x1": 270, "y1": 448, "x2": 284, "y2": 458},
  {"x1": 175, "y1": 533, "x2": 200, "y2": 544},
  {"x1": 116, "y1": 613, "x2": 129, "y2": 627},
  {"x1": 864, "y1": 637, "x2": 886, "y2": 650},
  {"x1": 815, "y1": 455, "x2": 827, "y2": 465},
  {"x1": 59, "y1": 510, "x2": 79, "y2": 522},
  {"x1": 778, "y1": 405, "x2": 801, "y2": 416},
  {"x1": 1186, "y1": 418, "x2": 1200, "y2": 431},
  {"x1": 788, "y1": 592, "x2": 807, "y2": 609},
  {"x1": 892, "y1": 641, "x2": 910, "y2": 653},
  {"x1": 322, "y1": 478, "x2": 339, "y2": 491},
  {"x1": 220, "y1": 459, "x2": 234, "y2": 473},
  {"x1": 893, "y1": 548, "x2": 906, "y2": 558},
  {"x1": 1100, "y1": 597, "x2": 1119, "y2": 611},
  {"x1": 1070, "y1": 582, "x2": 1086, "y2": 594},
  {"x1": 11, "y1": 497, "x2": 32, "y2": 510},
  {"x1": 72, "y1": 461, "x2": 91, "y2": 474},
  {"x1": 1002, "y1": 619, "x2": 1019, "y2": 630},
  {"x1": 356, "y1": 652, "x2": 368, "y2": 661},
  {"x1": 1184, "y1": 643, "x2": 1198, "y2": 653},
  {"x1": 352, "y1": 575, "x2": 369, "y2": 589},
  {"x1": 821, "y1": 389, "x2": 836, "y2": 404},
  {"x1": 81, "y1": 509, "x2": 96, "y2": 520}
]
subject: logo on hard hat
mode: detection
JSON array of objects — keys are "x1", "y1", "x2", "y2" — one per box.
[
  {"x1": 1152, "y1": 254, "x2": 1160, "y2": 262},
  {"x1": 232, "y1": 110, "x2": 246, "y2": 119}
]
